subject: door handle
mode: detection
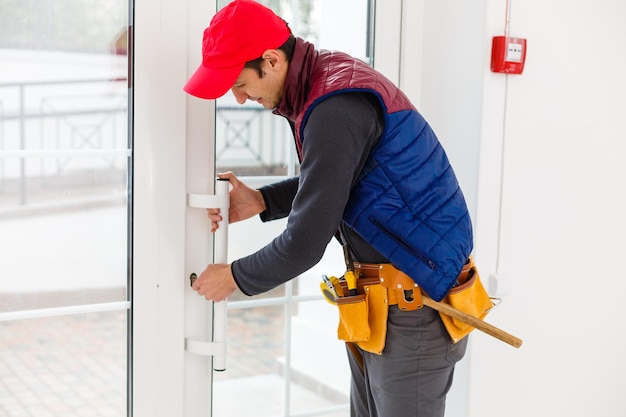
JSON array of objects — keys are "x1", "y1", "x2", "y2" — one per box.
[{"x1": 185, "y1": 178, "x2": 230, "y2": 371}]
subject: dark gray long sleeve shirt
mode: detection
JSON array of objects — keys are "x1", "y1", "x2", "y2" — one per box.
[{"x1": 231, "y1": 92, "x2": 387, "y2": 296}]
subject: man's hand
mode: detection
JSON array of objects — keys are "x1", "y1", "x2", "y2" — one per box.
[
  {"x1": 191, "y1": 263, "x2": 237, "y2": 302},
  {"x1": 207, "y1": 171, "x2": 266, "y2": 232}
]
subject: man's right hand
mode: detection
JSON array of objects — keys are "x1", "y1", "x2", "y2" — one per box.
[{"x1": 208, "y1": 171, "x2": 267, "y2": 232}]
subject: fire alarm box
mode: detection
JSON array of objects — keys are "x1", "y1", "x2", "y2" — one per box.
[{"x1": 491, "y1": 36, "x2": 527, "y2": 74}]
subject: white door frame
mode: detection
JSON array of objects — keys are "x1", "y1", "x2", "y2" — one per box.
[{"x1": 132, "y1": 0, "x2": 218, "y2": 416}]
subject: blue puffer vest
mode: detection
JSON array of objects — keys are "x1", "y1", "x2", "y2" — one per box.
[{"x1": 279, "y1": 40, "x2": 473, "y2": 301}]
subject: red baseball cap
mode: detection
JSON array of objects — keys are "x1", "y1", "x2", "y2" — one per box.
[{"x1": 184, "y1": 0, "x2": 292, "y2": 99}]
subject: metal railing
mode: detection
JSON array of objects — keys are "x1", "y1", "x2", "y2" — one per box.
[
  {"x1": 215, "y1": 104, "x2": 294, "y2": 176},
  {"x1": 0, "y1": 79, "x2": 294, "y2": 217},
  {"x1": 0, "y1": 78, "x2": 129, "y2": 215}
]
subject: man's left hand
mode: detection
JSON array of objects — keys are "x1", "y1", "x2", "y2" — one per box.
[{"x1": 192, "y1": 263, "x2": 237, "y2": 302}]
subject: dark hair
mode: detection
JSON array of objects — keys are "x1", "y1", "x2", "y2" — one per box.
[{"x1": 244, "y1": 35, "x2": 296, "y2": 77}]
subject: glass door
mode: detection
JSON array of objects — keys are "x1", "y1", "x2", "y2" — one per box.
[
  {"x1": 212, "y1": 1, "x2": 374, "y2": 416},
  {"x1": 0, "y1": 0, "x2": 132, "y2": 416}
]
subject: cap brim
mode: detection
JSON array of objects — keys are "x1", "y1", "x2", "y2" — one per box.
[{"x1": 183, "y1": 62, "x2": 243, "y2": 100}]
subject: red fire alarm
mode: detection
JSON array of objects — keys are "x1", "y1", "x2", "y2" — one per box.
[{"x1": 491, "y1": 36, "x2": 527, "y2": 74}]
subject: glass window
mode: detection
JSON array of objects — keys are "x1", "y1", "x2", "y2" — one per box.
[
  {"x1": 0, "y1": 0, "x2": 131, "y2": 415},
  {"x1": 0, "y1": 0, "x2": 131, "y2": 313}
]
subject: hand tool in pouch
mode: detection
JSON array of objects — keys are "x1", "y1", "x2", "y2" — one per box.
[
  {"x1": 320, "y1": 274, "x2": 340, "y2": 304},
  {"x1": 342, "y1": 245, "x2": 358, "y2": 296}
]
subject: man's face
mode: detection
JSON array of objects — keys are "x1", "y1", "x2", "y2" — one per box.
[{"x1": 230, "y1": 52, "x2": 286, "y2": 109}]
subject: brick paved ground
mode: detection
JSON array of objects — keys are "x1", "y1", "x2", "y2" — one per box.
[
  {"x1": 0, "y1": 311, "x2": 127, "y2": 417},
  {"x1": 0, "y1": 305, "x2": 348, "y2": 417}
]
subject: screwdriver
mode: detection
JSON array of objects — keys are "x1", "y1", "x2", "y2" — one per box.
[{"x1": 343, "y1": 245, "x2": 358, "y2": 296}]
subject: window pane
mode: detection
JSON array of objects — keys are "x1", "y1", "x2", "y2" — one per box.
[
  {"x1": 0, "y1": 202, "x2": 127, "y2": 312},
  {"x1": 215, "y1": 104, "x2": 294, "y2": 176},
  {"x1": 214, "y1": 305, "x2": 286, "y2": 416},
  {"x1": 0, "y1": 1, "x2": 130, "y2": 312},
  {"x1": 0, "y1": 1, "x2": 130, "y2": 416},
  {"x1": 214, "y1": 301, "x2": 350, "y2": 417}
]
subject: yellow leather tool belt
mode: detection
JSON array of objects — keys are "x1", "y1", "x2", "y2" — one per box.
[
  {"x1": 334, "y1": 262, "x2": 431, "y2": 354},
  {"x1": 329, "y1": 257, "x2": 489, "y2": 353}
]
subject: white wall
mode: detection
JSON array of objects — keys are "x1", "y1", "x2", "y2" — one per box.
[{"x1": 400, "y1": 1, "x2": 626, "y2": 416}]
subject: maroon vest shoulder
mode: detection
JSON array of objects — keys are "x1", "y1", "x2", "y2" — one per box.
[{"x1": 293, "y1": 50, "x2": 414, "y2": 154}]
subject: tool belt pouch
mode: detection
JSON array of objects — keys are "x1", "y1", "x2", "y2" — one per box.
[
  {"x1": 336, "y1": 294, "x2": 370, "y2": 342},
  {"x1": 335, "y1": 277, "x2": 389, "y2": 354},
  {"x1": 440, "y1": 266, "x2": 494, "y2": 343}
]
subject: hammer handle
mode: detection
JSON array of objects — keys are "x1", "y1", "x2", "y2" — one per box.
[{"x1": 422, "y1": 296, "x2": 523, "y2": 348}]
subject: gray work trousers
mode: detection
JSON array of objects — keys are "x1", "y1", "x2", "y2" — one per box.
[{"x1": 347, "y1": 305, "x2": 468, "y2": 417}]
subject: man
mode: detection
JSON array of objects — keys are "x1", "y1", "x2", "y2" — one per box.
[{"x1": 184, "y1": 1, "x2": 473, "y2": 416}]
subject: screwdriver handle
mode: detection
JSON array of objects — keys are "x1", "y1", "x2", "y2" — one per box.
[{"x1": 345, "y1": 270, "x2": 358, "y2": 296}]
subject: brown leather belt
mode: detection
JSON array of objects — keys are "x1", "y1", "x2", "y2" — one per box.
[{"x1": 339, "y1": 259, "x2": 474, "y2": 311}]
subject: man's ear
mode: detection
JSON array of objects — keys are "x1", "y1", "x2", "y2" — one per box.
[{"x1": 262, "y1": 49, "x2": 285, "y2": 70}]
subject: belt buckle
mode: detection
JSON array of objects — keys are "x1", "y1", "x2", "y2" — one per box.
[{"x1": 379, "y1": 264, "x2": 423, "y2": 311}]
